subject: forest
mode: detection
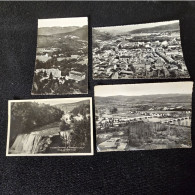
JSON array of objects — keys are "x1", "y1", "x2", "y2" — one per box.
[{"x1": 10, "y1": 102, "x2": 64, "y2": 145}]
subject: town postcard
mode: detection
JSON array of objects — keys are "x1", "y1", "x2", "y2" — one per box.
[{"x1": 32, "y1": 17, "x2": 88, "y2": 95}]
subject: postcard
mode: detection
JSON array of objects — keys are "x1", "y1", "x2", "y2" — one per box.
[
  {"x1": 93, "y1": 20, "x2": 190, "y2": 79},
  {"x1": 95, "y1": 82, "x2": 193, "y2": 152},
  {"x1": 7, "y1": 97, "x2": 93, "y2": 156},
  {"x1": 32, "y1": 17, "x2": 88, "y2": 95}
]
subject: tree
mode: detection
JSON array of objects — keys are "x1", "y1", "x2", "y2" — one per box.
[
  {"x1": 43, "y1": 71, "x2": 47, "y2": 77},
  {"x1": 71, "y1": 103, "x2": 90, "y2": 116},
  {"x1": 169, "y1": 70, "x2": 177, "y2": 78},
  {"x1": 129, "y1": 64, "x2": 135, "y2": 73},
  {"x1": 59, "y1": 120, "x2": 70, "y2": 131},
  {"x1": 71, "y1": 117, "x2": 91, "y2": 151},
  {"x1": 110, "y1": 107, "x2": 118, "y2": 114},
  {"x1": 49, "y1": 72, "x2": 53, "y2": 80}
]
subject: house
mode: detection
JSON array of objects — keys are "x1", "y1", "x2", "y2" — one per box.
[
  {"x1": 119, "y1": 70, "x2": 134, "y2": 75},
  {"x1": 36, "y1": 54, "x2": 52, "y2": 62},
  {"x1": 119, "y1": 55, "x2": 131, "y2": 63},
  {"x1": 57, "y1": 57, "x2": 66, "y2": 62},
  {"x1": 66, "y1": 71, "x2": 85, "y2": 82},
  {"x1": 71, "y1": 55, "x2": 79, "y2": 59}
]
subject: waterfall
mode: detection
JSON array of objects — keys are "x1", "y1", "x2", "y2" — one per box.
[{"x1": 10, "y1": 134, "x2": 43, "y2": 154}]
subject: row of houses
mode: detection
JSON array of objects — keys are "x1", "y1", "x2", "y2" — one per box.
[{"x1": 35, "y1": 68, "x2": 86, "y2": 82}]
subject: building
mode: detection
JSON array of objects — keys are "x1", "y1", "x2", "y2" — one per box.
[
  {"x1": 67, "y1": 71, "x2": 85, "y2": 82},
  {"x1": 119, "y1": 70, "x2": 134, "y2": 75},
  {"x1": 71, "y1": 55, "x2": 79, "y2": 59},
  {"x1": 119, "y1": 55, "x2": 131, "y2": 63}
]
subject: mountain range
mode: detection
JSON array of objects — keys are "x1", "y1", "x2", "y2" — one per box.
[
  {"x1": 37, "y1": 25, "x2": 88, "y2": 48},
  {"x1": 93, "y1": 22, "x2": 180, "y2": 39},
  {"x1": 128, "y1": 22, "x2": 179, "y2": 34},
  {"x1": 95, "y1": 94, "x2": 192, "y2": 105},
  {"x1": 38, "y1": 26, "x2": 80, "y2": 36}
]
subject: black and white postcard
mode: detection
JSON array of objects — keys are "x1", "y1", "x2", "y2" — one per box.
[
  {"x1": 32, "y1": 17, "x2": 88, "y2": 95},
  {"x1": 7, "y1": 98, "x2": 93, "y2": 156},
  {"x1": 95, "y1": 82, "x2": 193, "y2": 152},
  {"x1": 93, "y1": 20, "x2": 190, "y2": 80}
]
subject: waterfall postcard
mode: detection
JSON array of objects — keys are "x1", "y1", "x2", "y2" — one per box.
[
  {"x1": 93, "y1": 20, "x2": 190, "y2": 80},
  {"x1": 31, "y1": 17, "x2": 88, "y2": 95},
  {"x1": 6, "y1": 97, "x2": 93, "y2": 156},
  {"x1": 95, "y1": 82, "x2": 193, "y2": 152}
]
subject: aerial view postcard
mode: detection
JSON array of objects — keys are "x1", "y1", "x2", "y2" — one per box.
[
  {"x1": 95, "y1": 82, "x2": 193, "y2": 152},
  {"x1": 32, "y1": 17, "x2": 88, "y2": 95},
  {"x1": 7, "y1": 97, "x2": 93, "y2": 156},
  {"x1": 93, "y1": 20, "x2": 190, "y2": 80}
]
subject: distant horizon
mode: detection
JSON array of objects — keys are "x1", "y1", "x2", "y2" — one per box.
[
  {"x1": 38, "y1": 25, "x2": 86, "y2": 29},
  {"x1": 95, "y1": 82, "x2": 193, "y2": 97},
  {"x1": 9, "y1": 98, "x2": 90, "y2": 106},
  {"x1": 96, "y1": 93, "x2": 192, "y2": 98}
]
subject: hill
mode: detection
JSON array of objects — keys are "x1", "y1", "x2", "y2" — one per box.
[
  {"x1": 54, "y1": 100, "x2": 90, "y2": 113},
  {"x1": 128, "y1": 22, "x2": 179, "y2": 34},
  {"x1": 95, "y1": 94, "x2": 192, "y2": 105},
  {"x1": 64, "y1": 25, "x2": 88, "y2": 41},
  {"x1": 38, "y1": 26, "x2": 79, "y2": 36},
  {"x1": 37, "y1": 26, "x2": 88, "y2": 48},
  {"x1": 92, "y1": 28, "x2": 113, "y2": 41}
]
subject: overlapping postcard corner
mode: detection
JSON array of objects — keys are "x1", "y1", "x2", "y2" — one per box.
[
  {"x1": 92, "y1": 20, "x2": 190, "y2": 80},
  {"x1": 32, "y1": 17, "x2": 88, "y2": 95},
  {"x1": 6, "y1": 97, "x2": 93, "y2": 156},
  {"x1": 95, "y1": 82, "x2": 193, "y2": 152}
]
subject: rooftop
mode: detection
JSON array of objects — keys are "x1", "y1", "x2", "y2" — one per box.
[{"x1": 70, "y1": 70, "x2": 85, "y2": 76}]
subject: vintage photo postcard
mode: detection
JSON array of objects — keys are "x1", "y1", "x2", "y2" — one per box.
[
  {"x1": 32, "y1": 17, "x2": 88, "y2": 95},
  {"x1": 93, "y1": 20, "x2": 190, "y2": 80},
  {"x1": 6, "y1": 97, "x2": 93, "y2": 156},
  {"x1": 95, "y1": 82, "x2": 193, "y2": 152}
]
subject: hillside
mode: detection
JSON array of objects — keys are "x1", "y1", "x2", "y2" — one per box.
[
  {"x1": 64, "y1": 25, "x2": 88, "y2": 41},
  {"x1": 128, "y1": 22, "x2": 179, "y2": 34},
  {"x1": 37, "y1": 26, "x2": 88, "y2": 48},
  {"x1": 38, "y1": 26, "x2": 79, "y2": 35},
  {"x1": 95, "y1": 94, "x2": 192, "y2": 105},
  {"x1": 92, "y1": 28, "x2": 113, "y2": 41},
  {"x1": 54, "y1": 100, "x2": 90, "y2": 113}
]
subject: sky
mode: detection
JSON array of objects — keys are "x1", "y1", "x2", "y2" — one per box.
[
  {"x1": 94, "y1": 20, "x2": 179, "y2": 34},
  {"x1": 95, "y1": 82, "x2": 193, "y2": 97},
  {"x1": 38, "y1": 17, "x2": 88, "y2": 28}
]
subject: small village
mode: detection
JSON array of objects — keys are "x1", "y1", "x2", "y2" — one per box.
[
  {"x1": 32, "y1": 35, "x2": 88, "y2": 94},
  {"x1": 93, "y1": 31, "x2": 190, "y2": 79}
]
